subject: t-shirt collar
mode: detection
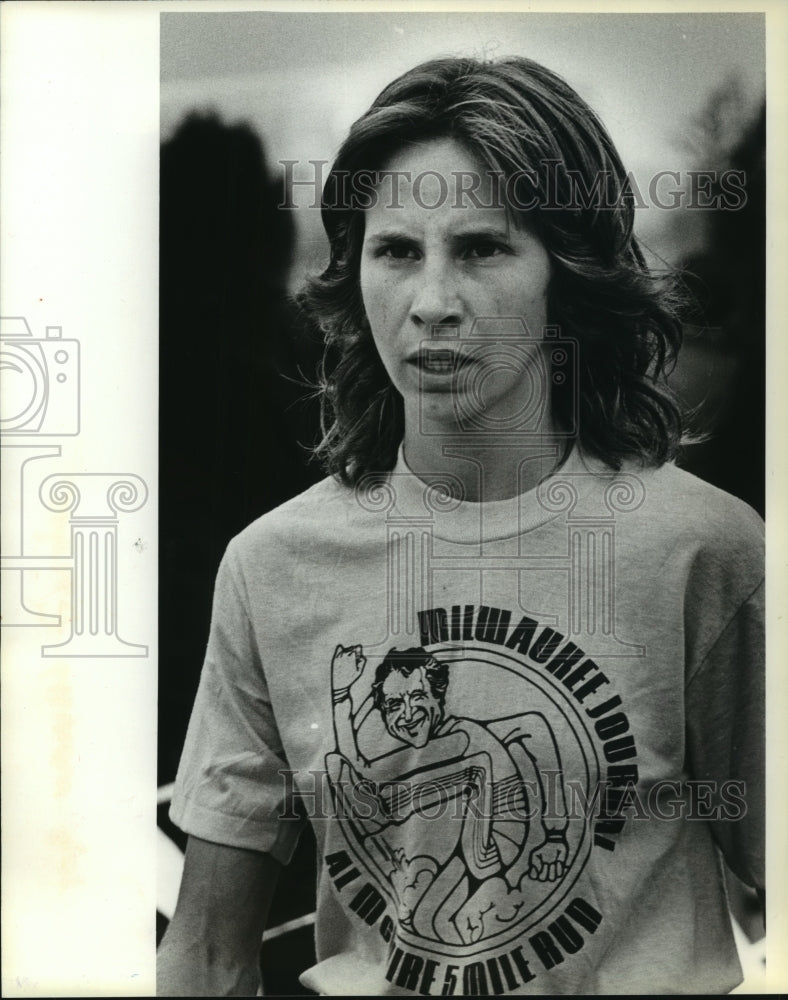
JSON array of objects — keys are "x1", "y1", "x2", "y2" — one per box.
[{"x1": 387, "y1": 441, "x2": 597, "y2": 542}]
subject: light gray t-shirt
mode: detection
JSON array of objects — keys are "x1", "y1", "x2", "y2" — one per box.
[{"x1": 171, "y1": 448, "x2": 764, "y2": 995}]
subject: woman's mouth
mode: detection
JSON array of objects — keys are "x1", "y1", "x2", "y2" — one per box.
[{"x1": 408, "y1": 349, "x2": 474, "y2": 375}]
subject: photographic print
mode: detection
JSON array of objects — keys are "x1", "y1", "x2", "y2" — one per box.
[{"x1": 1, "y1": 2, "x2": 785, "y2": 996}]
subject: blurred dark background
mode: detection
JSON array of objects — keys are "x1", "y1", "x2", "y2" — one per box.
[
  {"x1": 157, "y1": 16, "x2": 765, "y2": 993},
  {"x1": 158, "y1": 113, "x2": 324, "y2": 994},
  {"x1": 670, "y1": 80, "x2": 766, "y2": 517},
  {"x1": 159, "y1": 112, "x2": 324, "y2": 784}
]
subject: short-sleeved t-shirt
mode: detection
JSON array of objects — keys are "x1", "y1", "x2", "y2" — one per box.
[{"x1": 171, "y1": 448, "x2": 764, "y2": 995}]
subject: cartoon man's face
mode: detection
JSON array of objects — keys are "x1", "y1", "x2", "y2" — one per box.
[{"x1": 380, "y1": 666, "x2": 444, "y2": 748}]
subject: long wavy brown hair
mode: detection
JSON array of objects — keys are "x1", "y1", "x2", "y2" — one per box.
[{"x1": 299, "y1": 56, "x2": 684, "y2": 485}]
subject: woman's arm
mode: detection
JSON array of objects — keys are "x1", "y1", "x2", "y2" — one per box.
[
  {"x1": 157, "y1": 835, "x2": 280, "y2": 997},
  {"x1": 685, "y1": 581, "x2": 765, "y2": 893}
]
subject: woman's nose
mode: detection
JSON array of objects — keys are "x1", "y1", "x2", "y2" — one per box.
[{"x1": 409, "y1": 261, "x2": 462, "y2": 333}]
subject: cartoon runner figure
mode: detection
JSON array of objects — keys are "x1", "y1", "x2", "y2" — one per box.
[{"x1": 327, "y1": 644, "x2": 570, "y2": 945}]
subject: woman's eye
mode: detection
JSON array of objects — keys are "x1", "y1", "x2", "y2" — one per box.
[
  {"x1": 464, "y1": 241, "x2": 507, "y2": 260},
  {"x1": 378, "y1": 243, "x2": 419, "y2": 260}
]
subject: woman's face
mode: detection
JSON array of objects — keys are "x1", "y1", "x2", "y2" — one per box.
[{"x1": 359, "y1": 137, "x2": 553, "y2": 434}]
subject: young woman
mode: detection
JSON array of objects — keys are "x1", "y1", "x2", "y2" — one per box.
[{"x1": 158, "y1": 57, "x2": 764, "y2": 996}]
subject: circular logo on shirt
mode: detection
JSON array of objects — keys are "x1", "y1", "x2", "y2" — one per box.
[{"x1": 325, "y1": 629, "x2": 601, "y2": 961}]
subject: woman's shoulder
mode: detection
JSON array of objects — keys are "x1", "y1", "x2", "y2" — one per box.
[
  {"x1": 610, "y1": 459, "x2": 764, "y2": 586},
  {"x1": 637, "y1": 461, "x2": 763, "y2": 539},
  {"x1": 571, "y1": 448, "x2": 763, "y2": 566},
  {"x1": 231, "y1": 475, "x2": 357, "y2": 551}
]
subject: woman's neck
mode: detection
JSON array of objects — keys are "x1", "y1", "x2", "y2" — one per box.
[{"x1": 401, "y1": 427, "x2": 569, "y2": 502}]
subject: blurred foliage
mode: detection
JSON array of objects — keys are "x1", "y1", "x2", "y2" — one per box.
[
  {"x1": 159, "y1": 113, "x2": 324, "y2": 782},
  {"x1": 674, "y1": 78, "x2": 765, "y2": 516}
]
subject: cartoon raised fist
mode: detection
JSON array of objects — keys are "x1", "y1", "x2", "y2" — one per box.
[
  {"x1": 331, "y1": 643, "x2": 367, "y2": 693},
  {"x1": 527, "y1": 833, "x2": 568, "y2": 883}
]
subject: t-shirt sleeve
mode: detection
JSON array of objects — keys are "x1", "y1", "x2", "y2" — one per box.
[
  {"x1": 685, "y1": 578, "x2": 765, "y2": 891},
  {"x1": 169, "y1": 539, "x2": 304, "y2": 864}
]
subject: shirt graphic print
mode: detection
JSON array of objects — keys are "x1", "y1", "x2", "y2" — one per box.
[{"x1": 323, "y1": 603, "x2": 635, "y2": 994}]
